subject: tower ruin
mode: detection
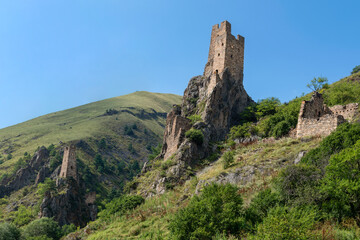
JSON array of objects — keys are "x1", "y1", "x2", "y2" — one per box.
[
  {"x1": 59, "y1": 145, "x2": 77, "y2": 181},
  {"x1": 204, "y1": 21, "x2": 245, "y2": 94}
]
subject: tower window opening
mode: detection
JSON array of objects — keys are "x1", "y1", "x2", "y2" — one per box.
[
  {"x1": 222, "y1": 43, "x2": 224, "y2": 46},
  {"x1": 218, "y1": 53, "x2": 220, "y2": 56},
  {"x1": 231, "y1": 55, "x2": 233, "y2": 58}
]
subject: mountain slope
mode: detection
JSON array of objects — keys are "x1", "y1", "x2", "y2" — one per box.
[{"x1": 0, "y1": 91, "x2": 182, "y2": 175}]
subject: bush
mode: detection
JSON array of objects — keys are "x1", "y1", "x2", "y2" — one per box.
[
  {"x1": 185, "y1": 129, "x2": 204, "y2": 145},
  {"x1": 37, "y1": 178, "x2": 57, "y2": 197},
  {"x1": 245, "y1": 189, "x2": 281, "y2": 230},
  {"x1": 169, "y1": 183, "x2": 245, "y2": 239},
  {"x1": 61, "y1": 224, "x2": 76, "y2": 236},
  {"x1": 0, "y1": 222, "x2": 20, "y2": 240},
  {"x1": 255, "y1": 97, "x2": 281, "y2": 120},
  {"x1": 275, "y1": 164, "x2": 322, "y2": 206},
  {"x1": 229, "y1": 122, "x2": 258, "y2": 140},
  {"x1": 250, "y1": 206, "x2": 318, "y2": 240},
  {"x1": 301, "y1": 122, "x2": 360, "y2": 170},
  {"x1": 351, "y1": 65, "x2": 360, "y2": 74},
  {"x1": 222, "y1": 151, "x2": 235, "y2": 169},
  {"x1": 22, "y1": 218, "x2": 62, "y2": 240},
  {"x1": 323, "y1": 80, "x2": 360, "y2": 106},
  {"x1": 272, "y1": 120, "x2": 290, "y2": 138},
  {"x1": 98, "y1": 195, "x2": 144, "y2": 219},
  {"x1": 12, "y1": 205, "x2": 34, "y2": 227},
  {"x1": 187, "y1": 114, "x2": 202, "y2": 124},
  {"x1": 320, "y1": 140, "x2": 360, "y2": 220}
]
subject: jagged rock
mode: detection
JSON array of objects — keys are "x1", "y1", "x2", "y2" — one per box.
[
  {"x1": 39, "y1": 179, "x2": 95, "y2": 227},
  {"x1": 35, "y1": 166, "x2": 50, "y2": 185},
  {"x1": 294, "y1": 151, "x2": 307, "y2": 164},
  {"x1": 30, "y1": 146, "x2": 49, "y2": 169},
  {"x1": 0, "y1": 146, "x2": 50, "y2": 197},
  {"x1": 141, "y1": 21, "x2": 254, "y2": 197}
]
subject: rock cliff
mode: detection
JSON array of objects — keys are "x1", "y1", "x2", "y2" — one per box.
[{"x1": 143, "y1": 21, "x2": 253, "y2": 196}]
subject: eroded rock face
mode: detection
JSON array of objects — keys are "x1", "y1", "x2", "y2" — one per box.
[
  {"x1": 145, "y1": 21, "x2": 253, "y2": 197},
  {"x1": 0, "y1": 146, "x2": 50, "y2": 198},
  {"x1": 39, "y1": 179, "x2": 96, "y2": 227}
]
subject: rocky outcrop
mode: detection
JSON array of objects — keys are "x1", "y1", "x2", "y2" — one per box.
[
  {"x1": 0, "y1": 146, "x2": 50, "y2": 197},
  {"x1": 143, "y1": 21, "x2": 253, "y2": 196},
  {"x1": 39, "y1": 179, "x2": 96, "y2": 227}
]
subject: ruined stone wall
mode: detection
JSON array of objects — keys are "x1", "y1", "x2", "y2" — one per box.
[
  {"x1": 329, "y1": 103, "x2": 359, "y2": 120},
  {"x1": 297, "y1": 114, "x2": 345, "y2": 138},
  {"x1": 59, "y1": 145, "x2": 77, "y2": 181},
  {"x1": 204, "y1": 21, "x2": 244, "y2": 95},
  {"x1": 296, "y1": 92, "x2": 357, "y2": 138},
  {"x1": 161, "y1": 105, "x2": 192, "y2": 161}
]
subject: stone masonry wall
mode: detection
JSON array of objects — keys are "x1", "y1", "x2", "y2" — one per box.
[
  {"x1": 59, "y1": 145, "x2": 77, "y2": 181},
  {"x1": 204, "y1": 21, "x2": 244, "y2": 95},
  {"x1": 296, "y1": 92, "x2": 357, "y2": 138},
  {"x1": 329, "y1": 103, "x2": 359, "y2": 120},
  {"x1": 296, "y1": 114, "x2": 344, "y2": 138}
]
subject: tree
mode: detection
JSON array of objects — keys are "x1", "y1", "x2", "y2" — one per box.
[
  {"x1": 351, "y1": 65, "x2": 360, "y2": 74},
  {"x1": 307, "y1": 77, "x2": 328, "y2": 92},
  {"x1": 22, "y1": 218, "x2": 62, "y2": 240}
]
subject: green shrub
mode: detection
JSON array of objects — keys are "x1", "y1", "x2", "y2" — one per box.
[
  {"x1": 98, "y1": 195, "x2": 144, "y2": 219},
  {"x1": 169, "y1": 183, "x2": 245, "y2": 239},
  {"x1": 272, "y1": 120, "x2": 291, "y2": 138},
  {"x1": 301, "y1": 122, "x2": 360, "y2": 169},
  {"x1": 255, "y1": 97, "x2": 281, "y2": 120},
  {"x1": 250, "y1": 206, "x2": 318, "y2": 240},
  {"x1": 22, "y1": 218, "x2": 62, "y2": 240},
  {"x1": 185, "y1": 129, "x2": 204, "y2": 145},
  {"x1": 323, "y1": 80, "x2": 360, "y2": 106},
  {"x1": 229, "y1": 122, "x2": 258, "y2": 140},
  {"x1": 222, "y1": 151, "x2": 235, "y2": 169},
  {"x1": 0, "y1": 222, "x2": 20, "y2": 240},
  {"x1": 320, "y1": 140, "x2": 360, "y2": 220},
  {"x1": 351, "y1": 65, "x2": 360, "y2": 75},
  {"x1": 12, "y1": 205, "x2": 34, "y2": 227},
  {"x1": 187, "y1": 114, "x2": 202, "y2": 124},
  {"x1": 161, "y1": 159, "x2": 174, "y2": 170},
  {"x1": 275, "y1": 164, "x2": 322, "y2": 206},
  {"x1": 245, "y1": 189, "x2": 281, "y2": 230},
  {"x1": 37, "y1": 178, "x2": 57, "y2": 197},
  {"x1": 61, "y1": 224, "x2": 76, "y2": 236}
]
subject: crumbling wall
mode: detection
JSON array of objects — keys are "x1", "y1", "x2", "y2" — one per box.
[
  {"x1": 296, "y1": 92, "x2": 357, "y2": 138},
  {"x1": 297, "y1": 114, "x2": 345, "y2": 138},
  {"x1": 329, "y1": 103, "x2": 359, "y2": 120}
]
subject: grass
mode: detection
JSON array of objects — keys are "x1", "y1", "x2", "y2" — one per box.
[
  {"x1": 0, "y1": 91, "x2": 181, "y2": 175},
  {"x1": 67, "y1": 190, "x2": 186, "y2": 239}
]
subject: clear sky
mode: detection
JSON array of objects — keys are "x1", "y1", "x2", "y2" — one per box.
[{"x1": 0, "y1": 0, "x2": 359, "y2": 129}]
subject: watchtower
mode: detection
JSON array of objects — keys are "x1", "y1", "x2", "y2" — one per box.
[
  {"x1": 59, "y1": 145, "x2": 77, "y2": 181},
  {"x1": 205, "y1": 21, "x2": 245, "y2": 94}
]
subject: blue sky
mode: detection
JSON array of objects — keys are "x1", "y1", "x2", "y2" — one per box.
[{"x1": 0, "y1": 0, "x2": 359, "y2": 129}]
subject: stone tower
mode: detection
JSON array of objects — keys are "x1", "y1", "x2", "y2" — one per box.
[
  {"x1": 59, "y1": 145, "x2": 77, "y2": 181},
  {"x1": 204, "y1": 21, "x2": 245, "y2": 94}
]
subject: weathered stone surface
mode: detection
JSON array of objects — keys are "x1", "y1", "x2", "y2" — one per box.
[
  {"x1": 35, "y1": 166, "x2": 50, "y2": 185},
  {"x1": 296, "y1": 92, "x2": 357, "y2": 138},
  {"x1": 39, "y1": 179, "x2": 96, "y2": 227},
  {"x1": 0, "y1": 146, "x2": 50, "y2": 197},
  {"x1": 144, "y1": 21, "x2": 253, "y2": 197},
  {"x1": 294, "y1": 151, "x2": 307, "y2": 164},
  {"x1": 59, "y1": 145, "x2": 77, "y2": 181}
]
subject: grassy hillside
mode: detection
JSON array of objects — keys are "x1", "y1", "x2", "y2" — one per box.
[
  {"x1": 65, "y1": 72, "x2": 360, "y2": 240},
  {"x1": 0, "y1": 91, "x2": 181, "y2": 175}
]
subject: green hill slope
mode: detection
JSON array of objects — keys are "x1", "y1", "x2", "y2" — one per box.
[{"x1": 0, "y1": 91, "x2": 181, "y2": 175}]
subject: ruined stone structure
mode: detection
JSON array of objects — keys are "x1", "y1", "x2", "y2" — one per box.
[
  {"x1": 296, "y1": 92, "x2": 358, "y2": 138},
  {"x1": 59, "y1": 145, "x2": 77, "y2": 181},
  {"x1": 143, "y1": 21, "x2": 253, "y2": 196},
  {"x1": 204, "y1": 21, "x2": 245, "y2": 94}
]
